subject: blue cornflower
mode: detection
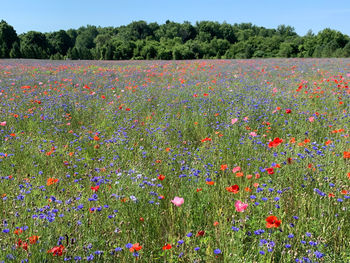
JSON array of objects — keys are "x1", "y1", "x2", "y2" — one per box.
[
  {"x1": 232, "y1": 227, "x2": 240, "y2": 232},
  {"x1": 125, "y1": 243, "x2": 133, "y2": 249},
  {"x1": 314, "y1": 251, "x2": 324, "y2": 259},
  {"x1": 309, "y1": 241, "x2": 317, "y2": 246},
  {"x1": 214, "y1": 249, "x2": 221, "y2": 254}
]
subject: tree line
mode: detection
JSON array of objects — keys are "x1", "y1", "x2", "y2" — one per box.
[{"x1": 1, "y1": 19, "x2": 350, "y2": 60}]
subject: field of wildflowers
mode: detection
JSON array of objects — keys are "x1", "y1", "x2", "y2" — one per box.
[{"x1": 0, "y1": 58, "x2": 349, "y2": 262}]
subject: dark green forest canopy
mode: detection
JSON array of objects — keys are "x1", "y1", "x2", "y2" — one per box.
[{"x1": 1, "y1": 19, "x2": 350, "y2": 59}]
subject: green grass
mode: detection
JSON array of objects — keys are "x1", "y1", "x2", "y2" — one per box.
[{"x1": 0, "y1": 58, "x2": 349, "y2": 262}]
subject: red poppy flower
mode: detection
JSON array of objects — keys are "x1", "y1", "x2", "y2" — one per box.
[
  {"x1": 16, "y1": 238, "x2": 22, "y2": 248},
  {"x1": 268, "y1": 138, "x2": 283, "y2": 148},
  {"x1": 162, "y1": 244, "x2": 172, "y2": 250},
  {"x1": 266, "y1": 168, "x2": 274, "y2": 175},
  {"x1": 226, "y1": 185, "x2": 239, "y2": 193},
  {"x1": 48, "y1": 245, "x2": 65, "y2": 256},
  {"x1": 285, "y1": 109, "x2": 292, "y2": 114},
  {"x1": 22, "y1": 242, "x2": 28, "y2": 251},
  {"x1": 266, "y1": 216, "x2": 281, "y2": 228},
  {"x1": 129, "y1": 243, "x2": 142, "y2": 252},
  {"x1": 158, "y1": 174, "x2": 165, "y2": 181},
  {"x1": 196, "y1": 230, "x2": 205, "y2": 237},
  {"x1": 47, "y1": 178, "x2": 59, "y2": 186},
  {"x1": 344, "y1": 151, "x2": 350, "y2": 159},
  {"x1": 328, "y1": 193, "x2": 335, "y2": 198},
  {"x1": 91, "y1": 185, "x2": 99, "y2": 192},
  {"x1": 29, "y1": 235, "x2": 40, "y2": 244},
  {"x1": 201, "y1": 137, "x2": 212, "y2": 143},
  {"x1": 220, "y1": 164, "x2": 228, "y2": 171},
  {"x1": 14, "y1": 228, "x2": 23, "y2": 235}
]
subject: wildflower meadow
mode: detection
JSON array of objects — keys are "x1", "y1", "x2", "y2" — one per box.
[{"x1": 0, "y1": 58, "x2": 349, "y2": 262}]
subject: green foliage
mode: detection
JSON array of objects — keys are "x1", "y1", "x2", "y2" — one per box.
[
  {"x1": 47, "y1": 30, "x2": 73, "y2": 56},
  {"x1": 0, "y1": 20, "x2": 19, "y2": 58},
  {"x1": 19, "y1": 31, "x2": 49, "y2": 59},
  {"x1": 1, "y1": 19, "x2": 350, "y2": 60}
]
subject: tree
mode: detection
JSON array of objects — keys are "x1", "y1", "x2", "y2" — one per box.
[
  {"x1": 155, "y1": 21, "x2": 182, "y2": 41},
  {"x1": 67, "y1": 47, "x2": 80, "y2": 60},
  {"x1": 20, "y1": 31, "x2": 49, "y2": 59},
  {"x1": 75, "y1": 25, "x2": 98, "y2": 49},
  {"x1": 220, "y1": 22, "x2": 237, "y2": 43},
  {"x1": 140, "y1": 40, "x2": 159, "y2": 59},
  {"x1": 277, "y1": 25, "x2": 297, "y2": 37},
  {"x1": 196, "y1": 21, "x2": 222, "y2": 41},
  {"x1": 209, "y1": 38, "x2": 230, "y2": 58},
  {"x1": 317, "y1": 28, "x2": 348, "y2": 50},
  {"x1": 0, "y1": 20, "x2": 19, "y2": 58},
  {"x1": 178, "y1": 21, "x2": 196, "y2": 42},
  {"x1": 322, "y1": 40, "x2": 338, "y2": 57},
  {"x1": 172, "y1": 44, "x2": 195, "y2": 60},
  {"x1": 9, "y1": 41, "x2": 21, "y2": 58},
  {"x1": 299, "y1": 31, "x2": 317, "y2": 57},
  {"x1": 342, "y1": 41, "x2": 350, "y2": 57},
  {"x1": 47, "y1": 30, "x2": 73, "y2": 56},
  {"x1": 185, "y1": 40, "x2": 207, "y2": 59},
  {"x1": 3, "y1": 19, "x2": 350, "y2": 60},
  {"x1": 157, "y1": 47, "x2": 172, "y2": 60},
  {"x1": 128, "y1": 21, "x2": 152, "y2": 40},
  {"x1": 112, "y1": 39, "x2": 135, "y2": 60},
  {"x1": 279, "y1": 42, "x2": 298, "y2": 57}
]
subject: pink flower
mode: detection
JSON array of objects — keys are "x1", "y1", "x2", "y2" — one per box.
[
  {"x1": 0, "y1": 121, "x2": 6, "y2": 126},
  {"x1": 231, "y1": 118, "x2": 238, "y2": 125},
  {"x1": 249, "y1": 132, "x2": 257, "y2": 137},
  {"x1": 232, "y1": 166, "x2": 241, "y2": 173},
  {"x1": 171, "y1": 197, "x2": 184, "y2": 207},
  {"x1": 235, "y1": 200, "x2": 248, "y2": 212},
  {"x1": 309, "y1": 117, "x2": 314, "y2": 122}
]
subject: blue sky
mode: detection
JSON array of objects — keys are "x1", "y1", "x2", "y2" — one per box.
[{"x1": 2, "y1": 0, "x2": 350, "y2": 36}]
